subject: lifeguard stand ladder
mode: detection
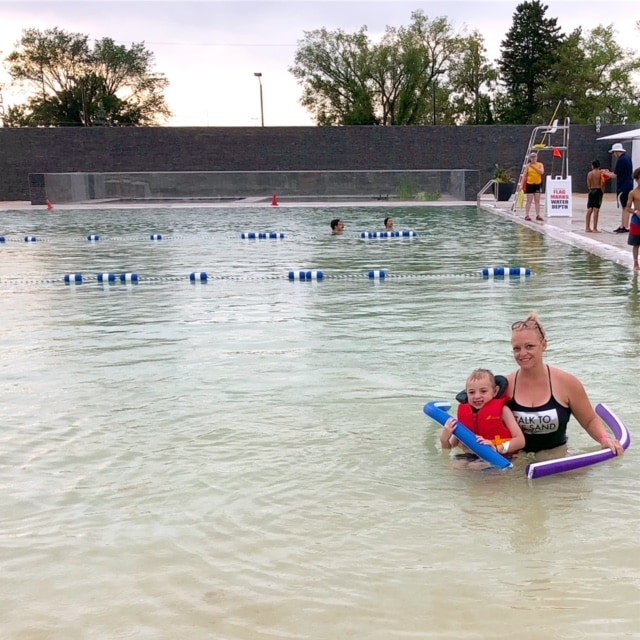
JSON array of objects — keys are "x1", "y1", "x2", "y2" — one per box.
[{"x1": 510, "y1": 115, "x2": 570, "y2": 212}]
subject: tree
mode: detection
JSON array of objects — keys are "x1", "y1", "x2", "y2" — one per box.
[
  {"x1": 496, "y1": 0, "x2": 564, "y2": 123},
  {"x1": 290, "y1": 11, "x2": 464, "y2": 126},
  {"x1": 530, "y1": 24, "x2": 640, "y2": 125},
  {"x1": 2, "y1": 27, "x2": 171, "y2": 127},
  {"x1": 447, "y1": 31, "x2": 498, "y2": 124},
  {"x1": 290, "y1": 27, "x2": 377, "y2": 126}
]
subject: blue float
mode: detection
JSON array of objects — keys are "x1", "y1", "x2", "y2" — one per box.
[
  {"x1": 483, "y1": 267, "x2": 532, "y2": 277},
  {"x1": 0, "y1": 237, "x2": 6, "y2": 243},
  {"x1": 242, "y1": 232, "x2": 286, "y2": 239},
  {"x1": 423, "y1": 401, "x2": 512, "y2": 469},
  {"x1": 402, "y1": 230, "x2": 418, "y2": 237},
  {"x1": 24, "y1": 236, "x2": 37, "y2": 242},
  {"x1": 87, "y1": 235, "x2": 101, "y2": 242},
  {"x1": 360, "y1": 231, "x2": 397, "y2": 238},
  {"x1": 64, "y1": 273, "x2": 83, "y2": 284},
  {"x1": 97, "y1": 273, "x2": 117, "y2": 283},
  {"x1": 368, "y1": 270, "x2": 387, "y2": 279},
  {"x1": 190, "y1": 272, "x2": 208, "y2": 282},
  {"x1": 150, "y1": 234, "x2": 163, "y2": 240},
  {"x1": 288, "y1": 270, "x2": 324, "y2": 281},
  {"x1": 120, "y1": 273, "x2": 139, "y2": 283}
]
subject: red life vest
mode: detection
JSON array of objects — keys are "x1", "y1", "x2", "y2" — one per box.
[{"x1": 457, "y1": 397, "x2": 512, "y2": 445}]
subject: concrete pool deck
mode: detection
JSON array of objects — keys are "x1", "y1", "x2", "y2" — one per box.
[
  {"x1": 478, "y1": 192, "x2": 636, "y2": 272},
  {"x1": 1, "y1": 193, "x2": 636, "y2": 271}
]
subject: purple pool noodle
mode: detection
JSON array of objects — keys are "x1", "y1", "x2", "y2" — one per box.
[{"x1": 526, "y1": 403, "x2": 631, "y2": 479}]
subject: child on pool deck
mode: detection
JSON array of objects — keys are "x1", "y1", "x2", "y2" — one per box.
[
  {"x1": 440, "y1": 368, "x2": 526, "y2": 456},
  {"x1": 625, "y1": 168, "x2": 640, "y2": 272}
]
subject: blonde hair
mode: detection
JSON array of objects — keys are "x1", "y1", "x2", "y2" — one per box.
[
  {"x1": 466, "y1": 368, "x2": 496, "y2": 387},
  {"x1": 512, "y1": 311, "x2": 547, "y2": 340}
]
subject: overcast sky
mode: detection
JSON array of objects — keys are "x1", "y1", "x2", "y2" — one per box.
[{"x1": 0, "y1": 0, "x2": 638, "y2": 126}]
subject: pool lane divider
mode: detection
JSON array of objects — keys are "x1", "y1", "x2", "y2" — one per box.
[
  {"x1": 241, "y1": 232, "x2": 286, "y2": 239},
  {"x1": 360, "y1": 230, "x2": 418, "y2": 238},
  {"x1": 0, "y1": 234, "x2": 187, "y2": 243},
  {"x1": 5, "y1": 267, "x2": 534, "y2": 286},
  {"x1": 483, "y1": 267, "x2": 531, "y2": 277}
]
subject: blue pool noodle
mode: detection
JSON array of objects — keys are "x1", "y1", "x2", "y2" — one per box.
[{"x1": 423, "y1": 401, "x2": 512, "y2": 469}]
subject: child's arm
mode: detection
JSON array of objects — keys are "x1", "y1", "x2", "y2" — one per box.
[
  {"x1": 626, "y1": 189, "x2": 640, "y2": 214},
  {"x1": 500, "y1": 407, "x2": 526, "y2": 453},
  {"x1": 440, "y1": 417, "x2": 459, "y2": 450}
]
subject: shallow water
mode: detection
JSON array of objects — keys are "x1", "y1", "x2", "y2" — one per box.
[{"x1": 1, "y1": 205, "x2": 639, "y2": 639}]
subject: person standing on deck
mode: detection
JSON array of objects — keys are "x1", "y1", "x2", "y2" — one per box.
[
  {"x1": 524, "y1": 152, "x2": 545, "y2": 222},
  {"x1": 603, "y1": 143, "x2": 634, "y2": 233}
]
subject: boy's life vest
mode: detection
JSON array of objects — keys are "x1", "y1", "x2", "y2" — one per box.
[
  {"x1": 457, "y1": 396, "x2": 512, "y2": 445},
  {"x1": 455, "y1": 375, "x2": 514, "y2": 447}
]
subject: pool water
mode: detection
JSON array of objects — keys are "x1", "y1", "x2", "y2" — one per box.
[{"x1": 1, "y1": 205, "x2": 638, "y2": 639}]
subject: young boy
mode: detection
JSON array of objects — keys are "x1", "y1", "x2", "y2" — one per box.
[
  {"x1": 585, "y1": 160, "x2": 604, "y2": 233},
  {"x1": 625, "y1": 167, "x2": 640, "y2": 271},
  {"x1": 440, "y1": 368, "x2": 525, "y2": 455}
]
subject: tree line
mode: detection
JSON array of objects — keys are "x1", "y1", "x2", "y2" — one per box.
[
  {"x1": 1, "y1": 0, "x2": 639, "y2": 127},
  {"x1": 1, "y1": 27, "x2": 171, "y2": 127},
  {"x1": 291, "y1": 1, "x2": 640, "y2": 126}
]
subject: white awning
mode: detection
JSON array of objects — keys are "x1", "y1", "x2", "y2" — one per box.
[{"x1": 597, "y1": 128, "x2": 640, "y2": 140}]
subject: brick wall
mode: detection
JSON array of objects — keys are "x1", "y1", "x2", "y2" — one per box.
[{"x1": 0, "y1": 124, "x2": 633, "y2": 201}]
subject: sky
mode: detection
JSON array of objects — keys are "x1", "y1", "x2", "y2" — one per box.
[{"x1": 0, "y1": 0, "x2": 638, "y2": 127}]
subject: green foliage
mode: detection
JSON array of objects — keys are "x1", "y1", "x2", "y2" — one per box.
[
  {"x1": 546, "y1": 25, "x2": 640, "y2": 124},
  {"x1": 396, "y1": 180, "x2": 440, "y2": 200},
  {"x1": 496, "y1": 0, "x2": 565, "y2": 123},
  {"x1": 290, "y1": 26, "x2": 377, "y2": 126},
  {"x1": 291, "y1": 11, "x2": 464, "y2": 126},
  {"x1": 398, "y1": 179, "x2": 417, "y2": 200},
  {"x1": 493, "y1": 164, "x2": 515, "y2": 183},
  {"x1": 3, "y1": 27, "x2": 171, "y2": 127},
  {"x1": 290, "y1": 4, "x2": 640, "y2": 127},
  {"x1": 414, "y1": 191, "x2": 441, "y2": 201},
  {"x1": 447, "y1": 30, "x2": 497, "y2": 124}
]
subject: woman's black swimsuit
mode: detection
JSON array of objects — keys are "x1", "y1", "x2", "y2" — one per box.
[{"x1": 507, "y1": 366, "x2": 572, "y2": 452}]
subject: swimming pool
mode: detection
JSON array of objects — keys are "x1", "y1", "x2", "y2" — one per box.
[{"x1": 1, "y1": 205, "x2": 638, "y2": 638}]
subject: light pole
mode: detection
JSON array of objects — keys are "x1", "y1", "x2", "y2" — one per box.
[
  {"x1": 432, "y1": 70, "x2": 445, "y2": 126},
  {"x1": 69, "y1": 76, "x2": 88, "y2": 126},
  {"x1": 254, "y1": 72, "x2": 264, "y2": 127}
]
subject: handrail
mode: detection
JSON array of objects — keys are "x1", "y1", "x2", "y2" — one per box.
[{"x1": 477, "y1": 178, "x2": 498, "y2": 205}]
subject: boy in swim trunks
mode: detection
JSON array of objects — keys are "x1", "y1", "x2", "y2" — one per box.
[
  {"x1": 585, "y1": 160, "x2": 604, "y2": 233},
  {"x1": 625, "y1": 168, "x2": 640, "y2": 271},
  {"x1": 441, "y1": 368, "x2": 525, "y2": 456}
]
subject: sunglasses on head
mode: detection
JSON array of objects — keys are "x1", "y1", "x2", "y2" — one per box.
[{"x1": 511, "y1": 320, "x2": 545, "y2": 339}]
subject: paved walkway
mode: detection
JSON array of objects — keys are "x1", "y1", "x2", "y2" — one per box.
[
  {"x1": 478, "y1": 192, "x2": 636, "y2": 272},
  {"x1": 1, "y1": 193, "x2": 636, "y2": 271}
]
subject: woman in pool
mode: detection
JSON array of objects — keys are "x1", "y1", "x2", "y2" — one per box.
[{"x1": 506, "y1": 313, "x2": 624, "y2": 455}]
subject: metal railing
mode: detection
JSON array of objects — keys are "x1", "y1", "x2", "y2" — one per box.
[{"x1": 477, "y1": 178, "x2": 498, "y2": 205}]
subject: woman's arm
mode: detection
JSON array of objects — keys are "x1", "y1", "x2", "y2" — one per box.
[{"x1": 557, "y1": 368, "x2": 624, "y2": 455}]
